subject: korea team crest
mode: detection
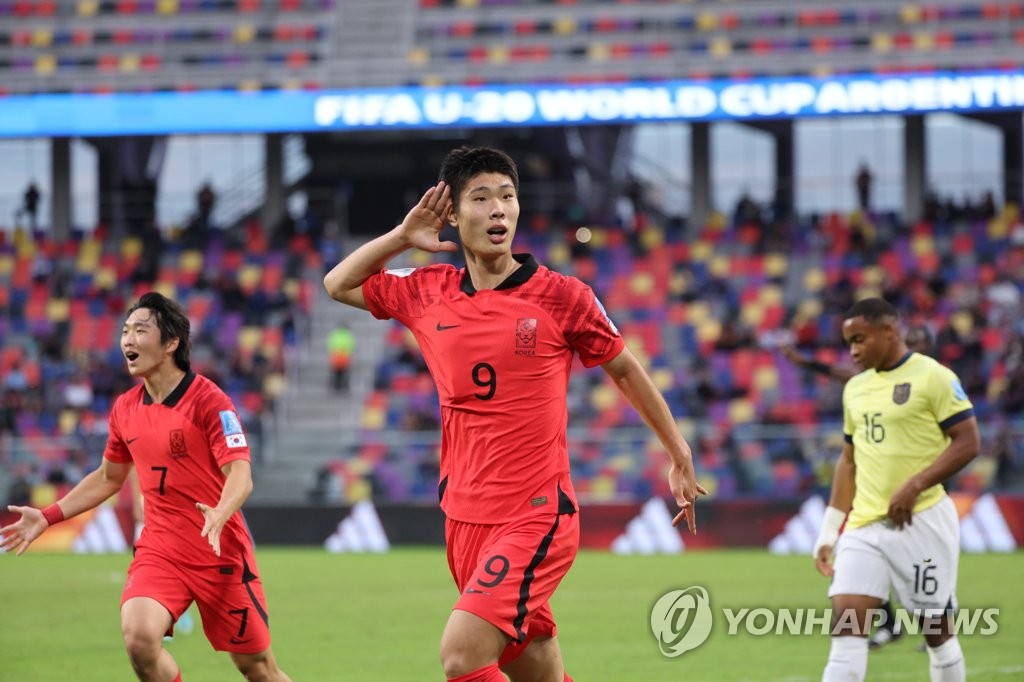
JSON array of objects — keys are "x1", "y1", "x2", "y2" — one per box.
[
  {"x1": 892, "y1": 383, "x2": 912, "y2": 405},
  {"x1": 515, "y1": 318, "x2": 537, "y2": 357},
  {"x1": 169, "y1": 428, "x2": 188, "y2": 459}
]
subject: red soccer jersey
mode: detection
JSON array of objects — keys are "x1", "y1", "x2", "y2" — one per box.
[
  {"x1": 105, "y1": 372, "x2": 257, "y2": 572},
  {"x1": 364, "y1": 254, "x2": 624, "y2": 523}
]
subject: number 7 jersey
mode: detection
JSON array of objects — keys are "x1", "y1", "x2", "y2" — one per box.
[
  {"x1": 363, "y1": 254, "x2": 625, "y2": 524},
  {"x1": 104, "y1": 372, "x2": 257, "y2": 572},
  {"x1": 842, "y1": 352, "x2": 974, "y2": 529}
]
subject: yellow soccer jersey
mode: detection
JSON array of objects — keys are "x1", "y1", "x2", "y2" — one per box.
[{"x1": 842, "y1": 352, "x2": 975, "y2": 529}]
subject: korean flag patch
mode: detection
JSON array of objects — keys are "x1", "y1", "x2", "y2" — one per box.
[
  {"x1": 219, "y1": 410, "x2": 247, "y2": 448},
  {"x1": 226, "y1": 433, "x2": 248, "y2": 449}
]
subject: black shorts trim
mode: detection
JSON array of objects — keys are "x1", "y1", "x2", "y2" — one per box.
[
  {"x1": 511, "y1": 515, "x2": 560, "y2": 642},
  {"x1": 241, "y1": 556, "x2": 268, "y2": 627}
]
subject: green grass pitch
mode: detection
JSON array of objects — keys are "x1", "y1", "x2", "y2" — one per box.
[{"x1": 1, "y1": 549, "x2": 1021, "y2": 681}]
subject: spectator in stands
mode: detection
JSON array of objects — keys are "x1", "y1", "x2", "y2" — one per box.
[
  {"x1": 2, "y1": 359, "x2": 30, "y2": 395},
  {"x1": 990, "y1": 423, "x2": 1019, "y2": 489},
  {"x1": 63, "y1": 368, "x2": 94, "y2": 411},
  {"x1": 855, "y1": 163, "x2": 873, "y2": 211},
  {"x1": 197, "y1": 182, "x2": 216, "y2": 230},
  {"x1": 327, "y1": 325, "x2": 355, "y2": 392},
  {"x1": 622, "y1": 175, "x2": 649, "y2": 255},
  {"x1": 715, "y1": 316, "x2": 757, "y2": 351},
  {"x1": 324, "y1": 145, "x2": 704, "y2": 682},
  {"x1": 5, "y1": 465, "x2": 33, "y2": 507},
  {"x1": 18, "y1": 182, "x2": 40, "y2": 232},
  {"x1": 180, "y1": 182, "x2": 216, "y2": 249},
  {"x1": 132, "y1": 221, "x2": 164, "y2": 284},
  {"x1": 0, "y1": 390, "x2": 20, "y2": 447},
  {"x1": 733, "y1": 189, "x2": 761, "y2": 226},
  {"x1": 979, "y1": 190, "x2": 997, "y2": 220}
]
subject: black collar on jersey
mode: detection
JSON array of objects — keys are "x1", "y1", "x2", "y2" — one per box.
[
  {"x1": 142, "y1": 371, "x2": 196, "y2": 406},
  {"x1": 878, "y1": 351, "x2": 913, "y2": 373},
  {"x1": 459, "y1": 253, "x2": 538, "y2": 296}
]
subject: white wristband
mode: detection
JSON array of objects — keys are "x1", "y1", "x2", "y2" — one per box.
[{"x1": 813, "y1": 506, "x2": 847, "y2": 558}]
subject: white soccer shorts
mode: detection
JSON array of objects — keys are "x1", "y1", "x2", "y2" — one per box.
[{"x1": 829, "y1": 495, "x2": 960, "y2": 617}]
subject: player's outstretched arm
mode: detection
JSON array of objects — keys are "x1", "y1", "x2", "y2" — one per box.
[
  {"x1": 1, "y1": 459, "x2": 132, "y2": 556},
  {"x1": 601, "y1": 347, "x2": 707, "y2": 534},
  {"x1": 887, "y1": 416, "x2": 980, "y2": 529},
  {"x1": 196, "y1": 459, "x2": 253, "y2": 557},
  {"x1": 323, "y1": 182, "x2": 456, "y2": 310},
  {"x1": 781, "y1": 346, "x2": 857, "y2": 383},
  {"x1": 814, "y1": 442, "x2": 854, "y2": 577}
]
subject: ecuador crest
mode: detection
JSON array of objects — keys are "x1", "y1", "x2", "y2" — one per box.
[{"x1": 892, "y1": 383, "x2": 911, "y2": 405}]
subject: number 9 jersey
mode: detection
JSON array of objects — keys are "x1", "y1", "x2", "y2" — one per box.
[{"x1": 363, "y1": 254, "x2": 624, "y2": 524}]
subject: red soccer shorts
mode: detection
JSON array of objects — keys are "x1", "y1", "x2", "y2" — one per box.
[
  {"x1": 446, "y1": 510, "x2": 580, "y2": 664},
  {"x1": 122, "y1": 550, "x2": 272, "y2": 654}
]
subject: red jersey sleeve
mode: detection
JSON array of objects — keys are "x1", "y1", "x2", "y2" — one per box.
[
  {"x1": 563, "y1": 280, "x2": 625, "y2": 367},
  {"x1": 362, "y1": 265, "x2": 451, "y2": 324},
  {"x1": 103, "y1": 394, "x2": 133, "y2": 464},
  {"x1": 199, "y1": 392, "x2": 252, "y2": 469}
]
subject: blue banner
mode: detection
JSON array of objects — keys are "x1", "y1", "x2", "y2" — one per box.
[{"x1": 1, "y1": 71, "x2": 1022, "y2": 138}]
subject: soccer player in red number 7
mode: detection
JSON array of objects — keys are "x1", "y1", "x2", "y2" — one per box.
[
  {"x1": 1, "y1": 292, "x2": 290, "y2": 682},
  {"x1": 324, "y1": 146, "x2": 706, "y2": 682}
]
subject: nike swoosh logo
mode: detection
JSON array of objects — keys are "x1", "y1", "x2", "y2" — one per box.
[
  {"x1": 230, "y1": 637, "x2": 250, "y2": 644},
  {"x1": 127, "y1": 437, "x2": 140, "y2": 444},
  {"x1": 436, "y1": 322, "x2": 460, "y2": 331},
  {"x1": 466, "y1": 588, "x2": 491, "y2": 595}
]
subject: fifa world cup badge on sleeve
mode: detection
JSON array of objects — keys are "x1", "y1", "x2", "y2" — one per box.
[{"x1": 219, "y1": 410, "x2": 247, "y2": 448}]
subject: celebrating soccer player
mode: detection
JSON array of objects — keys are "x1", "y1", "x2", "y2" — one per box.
[
  {"x1": 1, "y1": 292, "x2": 290, "y2": 682},
  {"x1": 324, "y1": 146, "x2": 705, "y2": 682},
  {"x1": 814, "y1": 298, "x2": 979, "y2": 682}
]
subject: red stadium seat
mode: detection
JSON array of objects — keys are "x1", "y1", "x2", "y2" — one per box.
[{"x1": 514, "y1": 20, "x2": 535, "y2": 35}]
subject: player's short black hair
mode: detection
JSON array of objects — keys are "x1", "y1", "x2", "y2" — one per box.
[
  {"x1": 438, "y1": 146, "x2": 519, "y2": 208},
  {"x1": 126, "y1": 292, "x2": 192, "y2": 372},
  {"x1": 845, "y1": 298, "x2": 899, "y2": 326}
]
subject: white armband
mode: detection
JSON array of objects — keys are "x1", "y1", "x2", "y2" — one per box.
[{"x1": 813, "y1": 506, "x2": 847, "y2": 558}]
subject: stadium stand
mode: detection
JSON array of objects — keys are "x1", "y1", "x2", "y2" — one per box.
[
  {"x1": 2, "y1": 0, "x2": 1022, "y2": 510},
  {"x1": 0, "y1": 0, "x2": 337, "y2": 93},
  {"x1": 409, "y1": 0, "x2": 1024, "y2": 85},
  {"x1": 4, "y1": 0, "x2": 1024, "y2": 93},
  {"x1": 309, "y1": 203, "x2": 1024, "y2": 504},
  {"x1": 0, "y1": 220, "x2": 319, "y2": 489}
]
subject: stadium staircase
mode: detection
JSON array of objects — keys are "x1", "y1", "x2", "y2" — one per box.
[{"x1": 249, "y1": 253, "x2": 389, "y2": 504}]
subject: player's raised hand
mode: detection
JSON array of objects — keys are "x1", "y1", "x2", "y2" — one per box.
[
  {"x1": 668, "y1": 461, "x2": 708, "y2": 535},
  {"x1": 0, "y1": 505, "x2": 48, "y2": 556},
  {"x1": 196, "y1": 502, "x2": 226, "y2": 557},
  {"x1": 399, "y1": 183, "x2": 458, "y2": 253}
]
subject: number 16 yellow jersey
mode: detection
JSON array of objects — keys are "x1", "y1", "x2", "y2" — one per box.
[{"x1": 842, "y1": 352, "x2": 974, "y2": 529}]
